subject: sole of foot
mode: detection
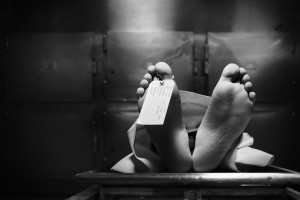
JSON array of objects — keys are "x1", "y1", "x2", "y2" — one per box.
[{"x1": 193, "y1": 63, "x2": 256, "y2": 172}]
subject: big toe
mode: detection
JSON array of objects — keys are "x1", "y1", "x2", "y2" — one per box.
[
  {"x1": 155, "y1": 62, "x2": 173, "y2": 77},
  {"x1": 221, "y1": 63, "x2": 240, "y2": 82}
]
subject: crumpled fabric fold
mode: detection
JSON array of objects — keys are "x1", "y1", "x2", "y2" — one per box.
[{"x1": 111, "y1": 90, "x2": 274, "y2": 173}]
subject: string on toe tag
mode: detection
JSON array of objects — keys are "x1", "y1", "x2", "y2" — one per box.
[{"x1": 156, "y1": 72, "x2": 175, "y2": 85}]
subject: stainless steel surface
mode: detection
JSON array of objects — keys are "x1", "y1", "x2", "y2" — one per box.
[
  {"x1": 2, "y1": 33, "x2": 93, "y2": 102},
  {"x1": 104, "y1": 103, "x2": 139, "y2": 168},
  {"x1": 193, "y1": 34, "x2": 207, "y2": 94},
  {"x1": 73, "y1": 167, "x2": 300, "y2": 199},
  {"x1": 12, "y1": 0, "x2": 289, "y2": 32},
  {"x1": 294, "y1": 32, "x2": 300, "y2": 97},
  {"x1": 2, "y1": 109, "x2": 94, "y2": 194},
  {"x1": 107, "y1": 0, "x2": 193, "y2": 31},
  {"x1": 207, "y1": 32, "x2": 295, "y2": 101},
  {"x1": 66, "y1": 185, "x2": 99, "y2": 200},
  {"x1": 106, "y1": 31, "x2": 194, "y2": 101},
  {"x1": 248, "y1": 103, "x2": 298, "y2": 170},
  {"x1": 76, "y1": 171, "x2": 300, "y2": 186}
]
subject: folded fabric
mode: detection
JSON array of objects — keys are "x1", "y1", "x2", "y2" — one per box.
[{"x1": 111, "y1": 90, "x2": 274, "y2": 173}]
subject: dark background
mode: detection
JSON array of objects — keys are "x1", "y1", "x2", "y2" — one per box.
[{"x1": 1, "y1": 0, "x2": 299, "y2": 199}]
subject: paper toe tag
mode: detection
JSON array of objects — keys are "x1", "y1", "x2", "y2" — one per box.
[{"x1": 137, "y1": 80, "x2": 175, "y2": 125}]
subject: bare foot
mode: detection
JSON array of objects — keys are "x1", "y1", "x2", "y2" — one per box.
[
  {"x1": 137, "y1": 62, "x2": 192, "y2": 172},
  {"x1": 193, "y1": 63, "x2": 256, "y2": 172}
]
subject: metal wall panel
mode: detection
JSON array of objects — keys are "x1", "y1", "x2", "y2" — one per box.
[
  {"x1": 207, "y1": 32, "x2": 295, "y2": 101},
  {"x1": 247, "y1": 104, "x2": 298, "y2": 171},
  {"x1": 2, "y1": 33, "x2": 93, "y2": 102},
  {"x1": 11, "y1": 0, "x2": 289, "y2": 32},
  {"x1": 105, "y1": 31, "x2": 194, "y2": 101},
  {"x1": 1, "y1": 109, "x2": 94, "y2": 194},
  {"x1": 193, "y1": 34, "x2": 207, "y2": 94},
  {"x1": 294, "y1": 32, "x2": 300, "y2": 95},
  {"x1": 103, "y1": 103, "x2": 138, "y2": 169},
  {"x1": 107, "y1": 0, "x2": 194, "y2": 31}
]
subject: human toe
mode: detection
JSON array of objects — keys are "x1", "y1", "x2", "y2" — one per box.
[
  {"x1": 137, "y1": 87, "x2": 145, "y2": 99},
  {"x1": 240, "y1": 67, "x2": 247, "y2": 77},
  {"x1": 244, "y1": 81, "x2": 253, "y2": 92},
  {"x1": 242, "y1": 74, "x2": 251, "y2": 84},
  {"x1": 155, "y1": 62, "x2": 173, "y2": 77},
  {"x1": 221, "y1": 63, "x2": 240, "y2": 82},
  {"x1": 140, "y1": 79, "x2": 149, "y2": 89},
  {"x1": 147, "y1": 65, "x2": 156, "y2": 76},
  {"x1": 249, "y1": 91, "x2": 256, "y2": 102},
  {"x1": 144, "y1": 73, "x2": 152, "y2": 83}
]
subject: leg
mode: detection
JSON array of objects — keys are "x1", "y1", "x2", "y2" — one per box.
[
  {"x1": 193, "y1": 63, "x2": 256, "y2": 172},
  {"x1": 137, "y1": 62, "x2": 192, "y2": 172}
]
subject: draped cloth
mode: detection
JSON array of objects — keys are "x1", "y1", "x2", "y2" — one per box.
[{"x1": 111, "y1": 90, "x2": 274, "y2": 173}]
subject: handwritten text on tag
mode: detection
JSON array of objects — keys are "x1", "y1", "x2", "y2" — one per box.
[{"x1": 137, "y1": 80, "x2": 174, "y2": 125}]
